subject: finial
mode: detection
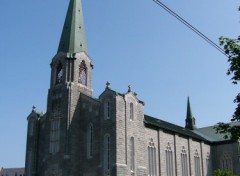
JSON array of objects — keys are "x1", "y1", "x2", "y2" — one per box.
[
  {"x1": 32, "y1": 106, "x2": 36, "y2": 112},
  {"x1": 106, "y1": 81, "x2": 111, "y2": 89},
  {"x1": 128, "y1": 85, "x2": 132, "y2": 92}
]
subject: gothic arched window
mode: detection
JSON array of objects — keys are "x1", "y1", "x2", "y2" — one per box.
[
  {"x1": 104, "y1": 101, "x2": 110, "y2": 120},
  {"x1": 104, "y1": 134, "x2": 110, "y2": 174},
  {"x1": 181, "y1": 146, "x2": 188, "y2": 176},
  {"x1": 56, "y1": 62, "x2": 63, "y2": 84},
  {"x1": 130, "y1": 137, "x2": 135, "y2": 172},
  {"x1": 194, "y1": 150, "x2": 201, "y2": 176},
  {"x1": 79, "y1": 60, "x2": 87, "y2": 86},
  {"x1": 148, "y1": 139, "x2": 157, "y2": 176},
  {"x1": 166, "y1": 143, "x2": 174, "y2": 176},
  {"x1": 220, "y1": 152, "x2": 232, "y2": 171},
  {"x1": 130, "y1": 103, "x2": 134, "y2": 121},
  {"x1": 206, "y1": 152, "x2": 212, "y2": 176},
  {"x1": 87, "y1": 124, "x2": 93, "y2": 158}
]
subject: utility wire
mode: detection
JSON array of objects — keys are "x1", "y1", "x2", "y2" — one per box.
[{"x1": 152, "y1": 0, "x2": 229, "y2": 57}]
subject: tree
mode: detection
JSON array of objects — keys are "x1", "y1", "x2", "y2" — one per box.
[
  {"x1": 214, "y1": 7, "x2": 240, "y2": 140},
  {"x1": 215, "y1": 34, "x2": 240, "y2": 140},
  {"x1": 214, "y1": 169, "x2": 234, "y2": 176}
]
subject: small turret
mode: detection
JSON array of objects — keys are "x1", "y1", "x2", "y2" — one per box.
[{"x1": 185, "y1": 97, "x2": 197, "y2": 130}]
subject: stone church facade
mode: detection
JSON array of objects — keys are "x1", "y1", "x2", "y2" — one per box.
[{"x1": 25, "y1": 0, "x2": 240, "y2": 175}]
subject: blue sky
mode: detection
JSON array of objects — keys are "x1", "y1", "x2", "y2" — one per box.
[{"x1": 0, "y1": 0, "x2": 239, "y2": 168}]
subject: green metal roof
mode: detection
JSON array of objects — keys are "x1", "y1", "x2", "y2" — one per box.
[
  {"x1": 186, "y1": 96, "x2": 193, "y2": 120},
  {"x1": 195, "y1": 122, "x2": 240, "y2": 142},
  {"x1": 185, "y1": 96, "x2": 197, "y2": 130},
  {"x1": 144, "y1": 115, "x2": 207, "y2": 142},
  {"x1": 58, "y1": 0, "x2": 87, "y2": 53},
  {"x1": 145, "y1": 114, "x2": 240, "y2": 143}
]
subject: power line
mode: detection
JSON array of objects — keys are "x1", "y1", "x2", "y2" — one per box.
[{"x1": 152, "y1": 0, "x2": 229, "y2": 57}]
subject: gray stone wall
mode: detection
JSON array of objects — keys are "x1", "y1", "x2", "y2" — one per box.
[
  {"x1": 144, "y1": 127, "x2": 212, "y2": 176},
  {"x1": 212, "y1": 142, "x2": 240, "y2": 174},
  {"x1": 24, "y1": 48, "x2": 239, "y2": 176}
]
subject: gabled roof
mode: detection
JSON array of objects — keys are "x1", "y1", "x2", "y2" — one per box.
[
  {"x1": 144, "y1": 115, "x2": 207, "y2": 142},
  {"x1": 195, "y1": 122, "x2": 240, "y2": 142},
  {"x1": 144, "y1": 115, "x2": 240, "y2": 143},
  {"x1": 58, "y1": 0, "x2": 87, "y2": 53}
]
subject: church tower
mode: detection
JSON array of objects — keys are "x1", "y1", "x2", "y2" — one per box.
[
  {"x1": 45, "y1": 0, "x2": 95, "y2": 175},
  {"x1": 25, "y1": 0, "x2": 95, "y2": 175}
]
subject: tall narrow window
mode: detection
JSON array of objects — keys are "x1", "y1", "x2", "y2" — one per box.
[
  {"x1": 104, "y1": 134, "x2": 110, "y2": 174},
  {"x1": 87, "y1": 124, "x2": 93, "y2": 158},
  {"x1": 166, "y1": 143, "x2": 174, "y2": 176},
  {"x1": 206, "y1": 153, "x2": 212, "y2": 176},
  {"x1": 130, "y1": 137, "x2": 135, "y2": 172},
  {"x1": 130, "y1": 103, "x2": 134, "y2": 120},
  {"x1": 194, "y1": 150, "x2": 201, "y2": 176},
  {"x1": 79, "y1": 60, "x2": 87, "y2": 86},
  {"x1": 148, "y1": 139, "x2": 157, "y2": 176},
  {"x1": 29, "y1": 121, "x2": 34, "y2": 136},
  {"x1": 181, "y1": 146, "x2": 188, "y2": 176},
  {"x1": 49, "y1": 118, "x2": 60, "y2": 154},
  {"x1": 220, "y1": 152, "x2": 232, "y2": 171},
  {"x1": 56, "y1": 62, "x2": 63, "y2": 84},
  {"x1": 27, "y1": 150, "x2": 32, "y2": 176},
  {"x1": 104, "y1": 102, "x2": 110, "y2": 119}
]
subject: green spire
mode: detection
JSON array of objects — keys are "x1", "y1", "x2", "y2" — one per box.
[
  {"x1": 58, "y1": 0, "x2": 87, "y2": 53},
  {"x1": 186, "y1": 96, "x2": 193, "y2": 120},
  {"x1": 185, "y1": 97, "x2": 197, "y2": 130}
]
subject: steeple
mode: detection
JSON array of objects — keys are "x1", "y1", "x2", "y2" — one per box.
[
  {"x1": 58, "y1": 0, "x2": 87, "y2": 53},
  {"x1": 185, "y1": 97, "x2": 197, "y2": 130}
]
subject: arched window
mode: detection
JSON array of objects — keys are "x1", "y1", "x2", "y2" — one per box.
[
  {"x1": 148, "y1": 139, "x2": 157, "y2": 176},
  {"x1": 166, "y1": 143, "x2": 174, "y2": 176},
  {"x1": 220, "y1": 152, "x2": 232, "y2": 171},
  {"x1": 206, "y1": 152, "x2": 212, "y2": 176},
  {"x1": 194, "y1": 150, "x2": 201, "y2": 176},
  {"x1": 56, "y1": 62, "x2": 63, "y2": 84},
  {"x1": 49, "y1": 112, "x2": 61, "y2": 154},
  {"x1": 130, "y1": 103, "x2": 134, "y2": 121},
  {"x1": 181, "y1": 146, "x2": 188, "y2": 176},
  {"x1": 104, "y1": 101, "x2": 110, "y2": 120},
  {"x1": 29, "y1": 121, "x2": 34, "y2": 136},
  {"x1": 104, "y1": 134, "x2": 110, "y2": 174},
  {"x1": 87, "y1": 124, "x2": 93, "y2": 158},
  {"x1": 79, "y1": 60, "x2": 87, "y2": 86},
  {"x1": 130, "y1": 137, "x2": 135, "y2": 172}
]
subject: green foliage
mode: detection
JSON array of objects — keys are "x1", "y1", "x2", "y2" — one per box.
[
  {"x1": 215, "y1": 36, "x2": 240, "y2": 140},
  {"x1": 219, "y1": 37, "x2": 240, "y2": 84},
  {"x1": 216, "y1": 36, "x2": 240, "y2": 140},
  {"x1": 214, "y1": 169, "x2": 234, "y2": 176}
]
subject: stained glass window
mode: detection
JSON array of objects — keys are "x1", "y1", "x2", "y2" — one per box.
[
  {"x1": 56, "y1": 62, "x2": 63, "y2": 84},
  {"x1": 79, "y1": 61, "x2": 87, "y2": 85}
]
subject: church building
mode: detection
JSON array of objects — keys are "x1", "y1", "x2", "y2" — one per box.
[{"x1": 25, "y1": 0, "x2": 240, "y2": 175}]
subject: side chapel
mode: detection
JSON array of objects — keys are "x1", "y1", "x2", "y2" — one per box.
[{"x1": 25, "y1": 0, "x2": 240, "y2": 175}]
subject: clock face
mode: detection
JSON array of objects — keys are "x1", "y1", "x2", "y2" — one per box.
[{"x1": 80, "y1": 70, "x2": 86, "y2": 85}]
